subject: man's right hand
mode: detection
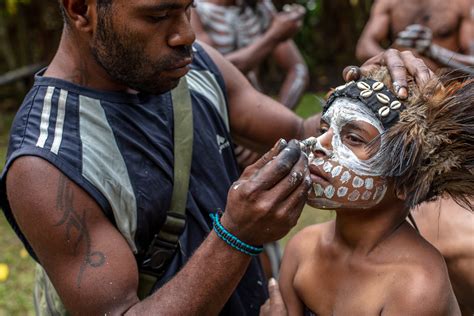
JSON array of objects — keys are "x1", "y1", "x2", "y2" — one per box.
[
  {"x1": 268, "y1": 5, "x2": 305, "y2": 42},
  {"x1": 221, "y1": 139, "x2": 311, "y2": 246}
]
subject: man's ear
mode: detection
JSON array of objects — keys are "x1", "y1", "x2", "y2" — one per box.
[{"x1": 61, "y1": 0, "x2": 97, "y2": 33}]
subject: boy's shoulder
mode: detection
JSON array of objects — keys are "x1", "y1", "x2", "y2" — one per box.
[
  {"x1": 382, "y1": 227, "x2": 460, "y2": 315},
  {"x1": 284, "y1": 220, "x2": 334, "y2": 259}
]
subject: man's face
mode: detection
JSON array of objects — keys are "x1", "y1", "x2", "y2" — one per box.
[
  {"x1": 307, "y1": 98, "x2": 389, "y2": 210},
  {"x1": 90, "y1": 0, "x2": 196, "y2": 94}
]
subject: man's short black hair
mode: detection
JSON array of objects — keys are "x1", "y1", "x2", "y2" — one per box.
[{"x1": 59, "y1": 0, "x2": 113, "y2": 25}]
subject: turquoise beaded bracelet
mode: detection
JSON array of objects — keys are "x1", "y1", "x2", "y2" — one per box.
[{"x1": 209, "y1": 213, "x2": 263, "y2": 256}]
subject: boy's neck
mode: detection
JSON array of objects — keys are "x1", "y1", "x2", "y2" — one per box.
[{"x1": 333, "y1": 202, "x2": 408, "y2": 255}]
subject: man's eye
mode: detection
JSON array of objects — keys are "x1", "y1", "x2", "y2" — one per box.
[{"x1": 149, "y1": 14, "x2": 169, "y2": 22}]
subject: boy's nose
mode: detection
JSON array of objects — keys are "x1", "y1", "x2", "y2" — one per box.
[{"x1": 313, "y1": 129, "x2": 333, "y2": 158}]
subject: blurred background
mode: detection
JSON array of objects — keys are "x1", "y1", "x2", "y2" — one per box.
[{"x1": 0, "y1": 0, "x2": 374, "y2": 314}]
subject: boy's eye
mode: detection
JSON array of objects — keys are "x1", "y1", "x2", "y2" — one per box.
[{"x1": 343, "y1": 133, "x2": 365, "y2": 146}]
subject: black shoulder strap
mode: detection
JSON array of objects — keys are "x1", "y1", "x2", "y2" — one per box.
[{"x1": 138, "y1": 77, "x2": 193, "y2": 298}]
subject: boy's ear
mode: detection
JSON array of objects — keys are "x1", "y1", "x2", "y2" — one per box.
[
  {"x1": 396, "y1": 187, "x2": 407, "y2": 201},
  {"x1": 61, "y1": 0, "x2": 96, "y2": 32}
]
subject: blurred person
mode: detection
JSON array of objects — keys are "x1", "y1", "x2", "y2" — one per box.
[
  {"x1": 191, "y1": 0, "x2": 309, "y2": 110},
  {"x1": 356, "y1": 0, "x2": 474, "y2": 71},
  {"x1": 412, "y1": 198, "x2": 474, "y2": 315},
  {"x1": 279, "y1": 67, "x2": 473, "y2": 315}
]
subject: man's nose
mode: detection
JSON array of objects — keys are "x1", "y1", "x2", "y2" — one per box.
[
  {"x1": 313, "y1": 129, "x2": 333, "y2": 158},
  {"x1": 168, "y1": 13, "x2": 196, "y2": 47}
]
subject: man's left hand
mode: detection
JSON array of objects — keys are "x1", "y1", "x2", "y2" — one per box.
[{"x1": 342, "y1": 49, "x2": 436, "y2": 99}]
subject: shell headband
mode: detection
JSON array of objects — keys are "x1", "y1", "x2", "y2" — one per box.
[{"x1": 324, "y1": 79, "x2": 405, "y2": 129}]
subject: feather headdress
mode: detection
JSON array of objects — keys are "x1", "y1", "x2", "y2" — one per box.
[{"x1": 365, "y1": 69, "x2": 474, "y2": 211}]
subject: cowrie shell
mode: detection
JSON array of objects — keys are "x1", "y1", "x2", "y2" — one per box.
[
  {"x1": 335, "y1": 84, "x2": 347, "y2": 91},
  {"x1": 376, "y1": 93, "x2": 390, "y2": 104},
  {"x1": 357, "y1": 81, "x2": 371, "y2": 90},
  {"x1": 378, "y1": 106, "x2": 390, "y2": 117},
  {"x1": 372, "y1": 82, "x2": 384, "y2": 91},
  {"x1": 390, "y1": 100, "x2": 402, "y2": 110},
  {"x1": 360, "y1": 89, "x2": 373, "y2": 98}
]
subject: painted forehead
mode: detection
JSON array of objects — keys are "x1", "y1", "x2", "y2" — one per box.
[
  {"x1": 324, "y1": 79, "x2": 405, "y2": 129},
  {"x1": 322, "y1": 97, "x2": 384, "y2": 134}
]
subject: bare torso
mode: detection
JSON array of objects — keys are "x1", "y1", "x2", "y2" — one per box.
[
  {"x1": 388, "y1": 0, "x2": 470, "y2": 69},
  {"x1": 287, "y1": 221, "x2": 459, "y2": 316},
  {"x1": 412, "y1": 198, "x2": 474, "y2": 316}
]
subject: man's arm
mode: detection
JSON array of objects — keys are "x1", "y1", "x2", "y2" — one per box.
[
  {"x1": 7, "y1": 142, "x2": 310, "y2": 314},
  {"x1": 356, "y1": 0, "x2": 393, "y2": 62},
  {"x1": 272, "y1": 40, "x2": 309, "y2": 110},
  {"x1": 191, "y1": 6, "x2": 305, "y2": 74},
  {"x1": 199, "y1": 41, "x2": 319, "y2": 154},
  {"x1": 459, "y1": 0, "x2": 474, "y2": 55}
]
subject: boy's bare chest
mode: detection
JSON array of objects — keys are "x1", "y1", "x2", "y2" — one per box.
[{"x1": 295, "y1": 258, "x2": 397, "y2": 316}]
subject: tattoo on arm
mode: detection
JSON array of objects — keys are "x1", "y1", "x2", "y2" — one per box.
[{"x1": 54, "y1": 175, "x2": 106, "y2": 287}]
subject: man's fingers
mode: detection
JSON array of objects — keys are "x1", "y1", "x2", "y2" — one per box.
[
  {"x1": 381, "y1": 49, "x2": 409, "y2": 99},
  {"x1": 260, "y1": 300, "x2": 270, "y2": 316},
  {"x1": 342, "y1": 66, "x2": 362, "y2": 82},
  {"x1": 400, "y1": 51, "x2": 435, "y2": 88},
  {"x1": 249, "y1": 140, "x2": 302, "y2": 190},
  {"x1": 241, "y1": 139, "x2": 287, "y2": 178},
  {"x1": 268, "y1": 278, "x2": 287, "y2": 315}
]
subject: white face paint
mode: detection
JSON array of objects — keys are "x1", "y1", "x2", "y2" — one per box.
[
  {"x1": 307, "y1": 97, "x2": 388, "y2": 210},
  {"x1": 322, "y1": 98, "x2": 385, "y2": 176}
]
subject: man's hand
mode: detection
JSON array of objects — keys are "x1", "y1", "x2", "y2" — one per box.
[
  {"x1": 395, "y1": 24, "x2": 433, "y2": 55},
  {"x1": 343, "y1": 49, "x2": 436, "y2": 99},
  {"x1": 221, "y1": 139, "x2": 311, "y2": 245},
  {"x1": 268, "y1": 5, "x2": 305, "y2": 42},
  {"x1": 260, "y1": 278, "x2": 288, "y2": 316}
]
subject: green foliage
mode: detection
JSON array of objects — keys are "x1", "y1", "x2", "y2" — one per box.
[{"x1": 2, "y1": 0, "x2": 31, "y2": 16}]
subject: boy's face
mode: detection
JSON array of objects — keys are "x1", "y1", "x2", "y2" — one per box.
[{"x1": 307, "y1": 98, "x2": 389, "y2": 210}]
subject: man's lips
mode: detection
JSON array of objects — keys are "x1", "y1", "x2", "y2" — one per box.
[
  {"x1": 165, "y1": 57, "x2": 193, "y2": 70},
  {"x1": 309, "y1": 165, "x2": 331, "y2": 185}
]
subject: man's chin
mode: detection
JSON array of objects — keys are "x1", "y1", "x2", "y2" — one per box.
[{"x1": 132, "y1": 78, "x2": 181, "y2": 95}]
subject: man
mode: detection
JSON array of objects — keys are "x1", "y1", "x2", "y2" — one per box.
[
  {"x1": 412, "y1": 198, "x2": 474, "y2": 316},
  {"x1": 191, "y1": 0, "x2": 308, "y2": 110},
  {"x1": 356, "y1": 0, "x2": 473, "y2": 71},
  {"x1": 0, "y1": 0, "x2": 432, "y2": 314},
  {"x1": 394, "y1": 24, "x2": 474, "y2": 73}
]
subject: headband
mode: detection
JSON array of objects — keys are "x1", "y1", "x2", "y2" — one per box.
[{"x1": 324, "y1": 79, "x2": 406, "y2": 129}]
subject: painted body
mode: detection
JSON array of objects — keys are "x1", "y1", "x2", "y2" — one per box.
[{"x1": 356, "y1": 0, "x2": 474, "y2": 70}]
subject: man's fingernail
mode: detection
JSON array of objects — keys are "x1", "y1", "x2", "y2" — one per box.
[
  {"x1": 398, "y1": 87, "x2": 408, "y2": 99},
  {"x1": 274, "y1": 138, "x2": 287, "y2": 150},
  {"x1": 269, "y1": 278, "x2": 277, "y2": 287}
]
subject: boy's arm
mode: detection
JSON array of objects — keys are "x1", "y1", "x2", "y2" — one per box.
[{"x1": 279, "y1": 233, "x2": 305, "y2": 316}]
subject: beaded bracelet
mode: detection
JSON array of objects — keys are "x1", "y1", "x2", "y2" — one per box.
[{"x1": 209, "y1": 213, "x2": 263, "y2": 256}]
